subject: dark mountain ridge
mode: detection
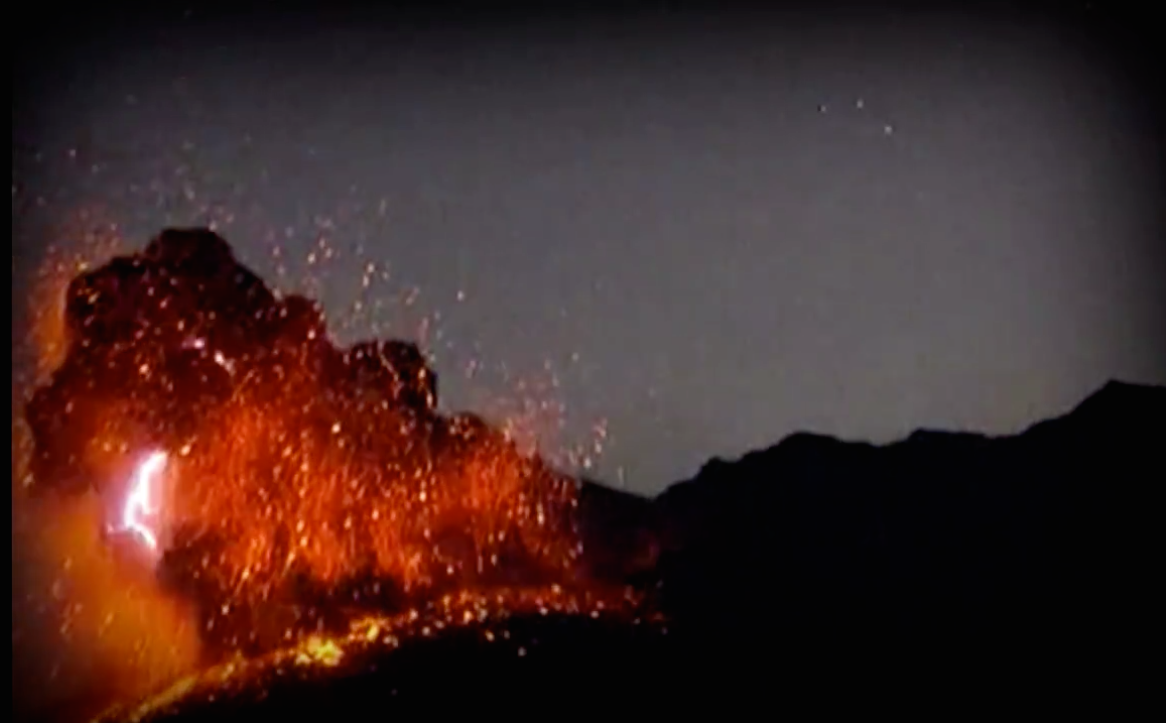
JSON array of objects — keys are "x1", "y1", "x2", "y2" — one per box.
[{"x1": 578, "y1": 379, "x2": 1164, "y2": 673}]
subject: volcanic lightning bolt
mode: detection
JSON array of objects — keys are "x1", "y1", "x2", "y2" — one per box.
[{"x1": 114, "y1": 451, "x2": 168, "y2": 553}]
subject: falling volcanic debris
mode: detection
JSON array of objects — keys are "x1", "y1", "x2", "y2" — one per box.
[{"x1": 22, "y1": 228, "x2": 649, "y2": 721}]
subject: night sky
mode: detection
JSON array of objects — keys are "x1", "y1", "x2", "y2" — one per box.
[{"x1": 13, "y1": 3, "x2": 1165, "y2": 494}]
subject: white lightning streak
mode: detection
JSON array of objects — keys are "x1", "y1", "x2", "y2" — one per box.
[{"x1": 117, "y1": 450, "x2": 168, "y2": 551}]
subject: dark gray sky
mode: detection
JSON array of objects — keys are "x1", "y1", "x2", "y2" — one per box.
[{"x1": 13, "y1": 5, "x2": 1165, "y2": 494}]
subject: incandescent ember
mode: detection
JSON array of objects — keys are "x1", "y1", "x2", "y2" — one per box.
[{"x1": 24, "y1": 228, "x2": 641, "y2": 677}]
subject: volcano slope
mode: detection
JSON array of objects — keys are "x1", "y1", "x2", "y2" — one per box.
[
  {"x1": 123, "y1": 379, "x2": 1165, "y2": 718},
  {"x1": 19, "y1": 229, "x2": 1164, "y2": 717}
]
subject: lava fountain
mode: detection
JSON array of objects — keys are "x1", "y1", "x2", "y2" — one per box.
[{"x1": 19, "y1": 228, "x2": 647, "y2": 722}]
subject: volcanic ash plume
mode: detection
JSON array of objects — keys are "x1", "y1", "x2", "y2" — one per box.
[{"x1": 20, "y1": 228, "x2": 632, "y2": 717}]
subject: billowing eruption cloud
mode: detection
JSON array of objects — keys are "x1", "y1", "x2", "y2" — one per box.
[{"x1": 22, "y1": 228, "x2": 638, "y2": 718}]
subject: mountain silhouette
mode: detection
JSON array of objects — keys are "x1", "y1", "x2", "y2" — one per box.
[
  {"x1": 635, "y1": 381, "x2": 1163, "y2": 667},
  {"x1": 133, "y1": 380, "x2": 1163, "y2": 718}
]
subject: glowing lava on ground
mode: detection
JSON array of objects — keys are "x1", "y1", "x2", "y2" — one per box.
[
  {"x1": 21, "y1": 228, "x2": 650, "y2": 721},
  {"x1": 97, "y1": 586, "x2": 652, "y2": 723}
]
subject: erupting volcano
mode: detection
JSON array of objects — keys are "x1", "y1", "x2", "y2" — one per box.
[{"x1": 21, "y1": 228, "x2": 653, "y2": 722}]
